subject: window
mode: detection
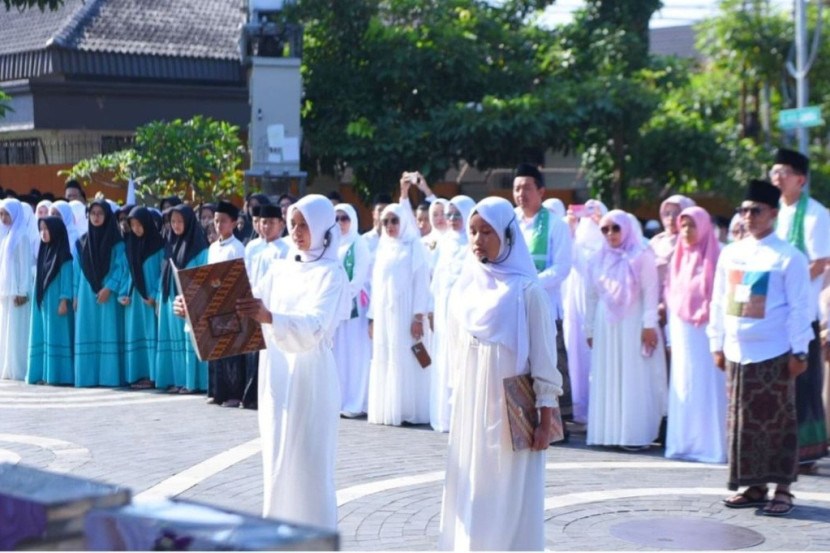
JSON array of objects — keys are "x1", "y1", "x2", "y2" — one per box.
[{"x1": 0, "y1": 139, "x2": 39, "y2": 165}]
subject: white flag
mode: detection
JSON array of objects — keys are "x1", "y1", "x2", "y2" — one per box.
[{"x1": 126, "y1": 178, "x2": 136, "y2": 205}]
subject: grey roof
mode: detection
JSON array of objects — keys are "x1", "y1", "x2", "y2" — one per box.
[
  {"x1": 649, "y1": 25, "x2": 700, "y2": 60},
  {"x1": 0, "y1": 0, "x2": 246, "y2": 82}
]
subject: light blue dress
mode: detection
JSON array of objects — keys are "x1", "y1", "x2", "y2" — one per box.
[
  {"x1": 123, "y1": 249, "x2": 164, "y2": 384},
  {"x1": 27, "y1": 261, "x2": 74, "y2": 385},
  {"x1": 73, "y1": 243, "x2": 129, "y2": 387},
  {"x1": 154, "y1": 250, "x2": 208, "y2": 391}
]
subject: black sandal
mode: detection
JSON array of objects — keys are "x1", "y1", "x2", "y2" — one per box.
[
  {"x1": 762, "y1": 491, "x2": 795, "y2": 517},
  {"x1": 723, "y1": 486, "x2": 768, "y2": 508}
]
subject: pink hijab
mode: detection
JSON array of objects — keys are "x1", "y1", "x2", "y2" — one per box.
[
  {"x1": 666, "y1": 206, "x2": 720, "y2": 326},
  {"x1": 594, "y1": 210, "x2": 644, "y2": 323}
]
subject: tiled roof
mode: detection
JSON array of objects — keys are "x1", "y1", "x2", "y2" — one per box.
[
  {"x1": 0, "y1": 0, "x2": 89, "y2": 56},
  {"x1": 0, "y1": 0, "x2": 244, "y2": 60}
]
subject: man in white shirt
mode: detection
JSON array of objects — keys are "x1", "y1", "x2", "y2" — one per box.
[
  {"x1": 242, "y1": 203, "x2": 289, "y2": 410},
  {"x1": 769, "y1": 147, "x2": 830, "y2": 469},
  {"x1": 513, "y1": 163, "x2": 572, "y2": 424},
  {"x1": 708, "y1": 179, "x2": 812, "y2": 517},
  {"x1": 207, "y1": 200, "x2": 247, "y2": 408}
]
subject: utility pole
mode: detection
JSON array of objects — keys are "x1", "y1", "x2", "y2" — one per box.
[
  {"x1": 786, "y1": 0, "x2": 823, "y2": 156},
  {"x1": 793, "y1": 0, "x2": 809, "y2": 154}
]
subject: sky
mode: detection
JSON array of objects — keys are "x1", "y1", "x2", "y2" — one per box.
[{"x1": 539, "y1": 0, "x2": 794, "y2": 29}]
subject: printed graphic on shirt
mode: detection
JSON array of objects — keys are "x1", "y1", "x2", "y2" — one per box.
[{"x1": 726, "y1": 269, "x2": 770, "y2": 319}]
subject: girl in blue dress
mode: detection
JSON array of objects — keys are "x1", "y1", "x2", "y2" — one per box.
[
  {"x1": 121, "y1": 206, "x2": 165, "y2": 389},
  {"x1": 155, "y1": 205, "x2": 209, "y2": 393},
  {"x1": 73, "y1": 200, "x2": 129, "y2": 387},
  {"x1": 27, "y1": 217, "x2": 74, "y2": 385}
]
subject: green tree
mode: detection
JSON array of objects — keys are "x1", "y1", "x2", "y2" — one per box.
[
  {"x1": 0, "y1": 90, "x2": 10, "y2": 119},
  {"x1": 291, "y1": 0, "x2": 558, "y2": 200},
  {"x1": 554, "y1": 0, "x2": 664, "y2": 207},
  {"x1": 62, "y1": 116, "x2": 245, "y2": 205}
]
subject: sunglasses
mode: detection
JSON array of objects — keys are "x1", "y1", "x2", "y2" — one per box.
[
  {"x1": 600, "y1": 224, "x2": 621, "y2": 235},
  {"x1": 335, "y1": 215, "x2": 350, "y2": 223},
  {"x1": 737, "y1": 206, "x2": 765, "y2": 217},
  {"x1": 446, "y1": 212, "x2": 462, "y2": 221},
  {"x1": 382, "y1": 218, "x2": 400, "y2": 226}
]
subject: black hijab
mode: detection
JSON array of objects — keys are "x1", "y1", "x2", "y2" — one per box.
[
  {"x1": 161, "y1": 205, "x2": 209, "y2": 301},
  {"x1": 125, "y1": 207, "x2": 165, "y2": 300},
  {"x1": 77, "y1": 200, "x2": 123, "y2": 293},
  {"x1": 159, "y1": 195, "x2": 183, "y2": 212},
  {"x1": 35, "y1": 217, "x2": 73, "y2": 307}
]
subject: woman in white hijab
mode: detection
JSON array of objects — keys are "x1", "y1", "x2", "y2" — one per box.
[
  {"x1": 561, "y1": 200, "x2": 607, "y2": 425},
  {"x1": 35, "y1": 199, "x2": 53, "y2": 219},
  {"x1": 439, "y1": 197, "x2": 562, "y2": 551},
  {"x1": 332, "y1": 202, "x2": 372, "y2": 417},
  {"x1": 235, "y1": 194, "x2": 349, "y2": 531},
  {"x1": 0, "y1": 199, "x2": 33, "y2": 380},
  {"x1": 429, "y1": 194, "x2": 475, "y2": 432},
  {"x1": 69, "y1": 199, "x2": 88, "y2": 236},
  {"x1": 367, "y1": 201, "x2": 432, "y2": 426},
  {"x1": 421, "y1": 198, "x2": 449, "y2": 255},
  {"x1": 542, "y1": 197, "x2": 566, "y2": 218},
  {"x1": 20, "y1": 202, "x2": 40, "y2": 266},
  {"x1": 49, "y1": 200, "x2": 81, "y2": 257}
]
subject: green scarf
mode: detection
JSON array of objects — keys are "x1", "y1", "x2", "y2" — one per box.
[
  {"x1": 784, "y1": 193, "x2": 809, "y2": 254},
  {"x1": 343, "y1": 242, "x2": 359, "y2": 319},
  {"x1": 528, "y1": 207, "x2": 550, "y2": 272}
]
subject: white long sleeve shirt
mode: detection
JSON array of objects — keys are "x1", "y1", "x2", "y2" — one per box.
[
  {"x1": 515, "y1": 207, "x2": 573, "y2": 319},
  {"x1": 208, "y1": 235, "x2": 245, "y2": 263},
  {"x1": 707, "y1": 231, "x2": 813, "y2": 363},
  {"x1": 775, "y1": 194, "x2": 830, "y2": 320}
]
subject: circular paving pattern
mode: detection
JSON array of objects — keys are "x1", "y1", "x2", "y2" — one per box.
[{"x1": 609, "y1": 517, "x2": 765, "y2": 550}]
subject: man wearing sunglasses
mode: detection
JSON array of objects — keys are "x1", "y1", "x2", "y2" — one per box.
[
  {"x1": 769, "y1": 148, "x2": 830, "y2": 473},
  {"x1": 708, "y1": 179, "x2": 812, "y2": 517},
  {"x1": 513, "y1": 163, "x2": 574, "y2": 429}
]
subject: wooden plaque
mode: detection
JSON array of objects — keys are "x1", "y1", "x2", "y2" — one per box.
[
  {"x1": 173, "y1": 258, "x2": 266, "y2": 361},
  {"x1": 503, "y1": 373, "x2": 565, "y2": 451}
]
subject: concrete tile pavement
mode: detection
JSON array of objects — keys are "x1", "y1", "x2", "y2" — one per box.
[{"x1": 1, "y1": 379, "x2": 829, "y2": 550}]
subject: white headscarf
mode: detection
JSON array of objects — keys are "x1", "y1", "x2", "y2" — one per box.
[
  {"x1": 543, "y1": 198, "x2": 566, "y2": 218},
  {"x1": 451, "y1": 196, "x2": 537, "y2": 375},
  {"x1": 431, "y1": 195, "x2": 476, "y2": 296},
  {"x1": 334, "y1": 203, "x2": 360, "y2": 252},
  {"x1": 373, "y1": 203, "x2": 428, "y2": 303},
  {"x1": 428, "y1": 198, "x2": 450, "y2": 233},
  {"x1": 20, "y1": 202, "x2": 40, "y2": 265},
  {"x1": 35, "y1": 199, "x2": 53, "y2": 219},
  {"x1": 50, "y1": 200, "x2": 80, "y2": 257},
  {"x1": 69, "y1": 200, "x2": 88, "y2": 236},
  {"x1": 0, "y1": 199, "x2": 31, "y2": 295},
  {"x1": 287, "y1": 194, "x2": 341, "y2": 264}
]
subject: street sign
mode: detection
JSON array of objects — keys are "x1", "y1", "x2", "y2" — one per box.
[{"x1": 778, "y1": 106, "x2": 824, "y2": 129}]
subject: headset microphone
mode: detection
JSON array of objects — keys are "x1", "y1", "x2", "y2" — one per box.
[
  {"x1": 294, "y1": 224, "x2": 336, "y2": 263},
  {"x1": 480, "y1": 257, "x2": 489, "y2": 264}
]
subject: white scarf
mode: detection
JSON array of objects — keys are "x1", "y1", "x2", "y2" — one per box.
[{"x1": 451, "y1": 197, "x2": 538, "y2": 375}]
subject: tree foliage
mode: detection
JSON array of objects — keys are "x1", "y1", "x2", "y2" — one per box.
[
  {"x1": 62, "y1": 116, "x2": 245, "y2": 205},
  {"x1": 291, "y1": 0, "x2": 559, "y2": 199}
]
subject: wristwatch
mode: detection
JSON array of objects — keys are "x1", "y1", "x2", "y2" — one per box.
[{"x1": 793, "y1": 352, "x2": 808, "y2": 363}]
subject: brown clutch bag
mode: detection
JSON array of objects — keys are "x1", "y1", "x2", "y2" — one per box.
[
  {"x1": 503, "y1": 373, "x2": 565, "y2": 451},
  {"x1": 411, "y1": 342, "x2": 431, "y2": 369}
]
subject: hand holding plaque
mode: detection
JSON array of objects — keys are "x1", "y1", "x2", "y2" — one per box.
[{"x1": 173, "y1": 258, "x2": 266, "y2": 361}]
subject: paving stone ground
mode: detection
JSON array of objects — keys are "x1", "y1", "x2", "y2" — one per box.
[{"x1": 1, "y1": 379, "x2": 829, "y2": 550}]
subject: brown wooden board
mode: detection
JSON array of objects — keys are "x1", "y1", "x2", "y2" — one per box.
[
  {"x1": 173, "y1": 258, "x2": 266, "y2": 361},
  {"x1": 503, "y1": 373, "x2": 565, "y2": 451}
]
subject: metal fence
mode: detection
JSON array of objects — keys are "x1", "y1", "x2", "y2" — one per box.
[{"x1": 0, "y1": 135, "x2": 135, "y2": 165}]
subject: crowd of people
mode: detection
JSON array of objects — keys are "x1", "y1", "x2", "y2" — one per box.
[{"x1": 0, "y1": 146, "x2": 827, "y2": 550}]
